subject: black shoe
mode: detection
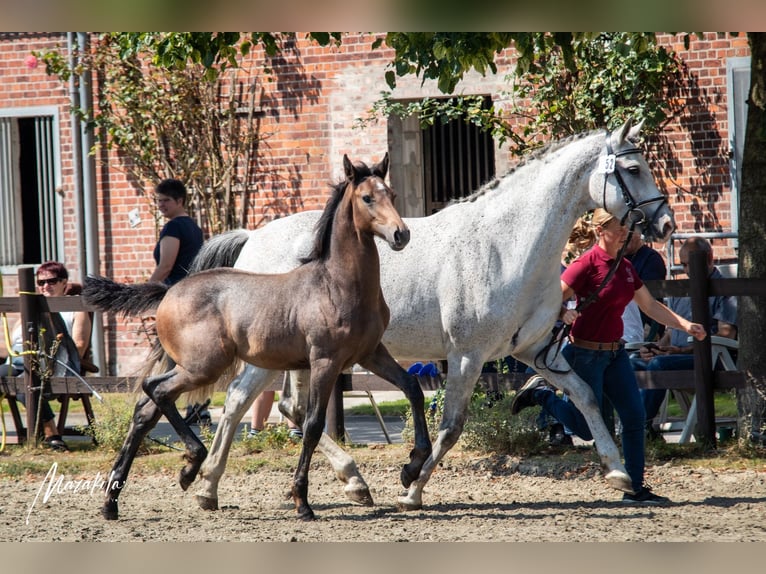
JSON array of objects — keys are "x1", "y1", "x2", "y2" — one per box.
[
  {"x1": 510, "y1": 375, "x2": 551, "y2": 415},
  {"x1": 548, "y1": 423, "x2": 574, "y2": 446},
  {"x1": 622, "y1": 485, "x2": 670, "y2": 505},
  {"x1": 44, "y1": 435, "x2": 70, "y2": 452}
]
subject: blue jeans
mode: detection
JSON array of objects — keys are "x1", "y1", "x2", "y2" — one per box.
[
  {"x1": 632, "y1": 354, "x2": 693, "y2": 423},
  {"x1": 537, "y1": 345, "x2": 646, "y2": 492}
]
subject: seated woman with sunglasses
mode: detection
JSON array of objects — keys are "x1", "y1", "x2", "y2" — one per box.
[{"x1": 1, "y1": 261, "x2": 93, "y2": 451}]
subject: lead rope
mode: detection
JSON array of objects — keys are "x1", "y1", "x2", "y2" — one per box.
[{"x1": 534, "y1": 221, "x2": 638, "y2": 373}]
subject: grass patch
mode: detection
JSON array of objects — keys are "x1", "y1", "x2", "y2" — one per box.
[
  {"x1": 665, "y1": 390, "x2": 738, "y2": 418},
  {"x1": 345, "y1": 398, "x2": 410, "y2": 417}
]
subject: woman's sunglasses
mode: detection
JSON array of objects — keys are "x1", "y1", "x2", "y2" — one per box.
[{"x1": 37, "y1": 277, "x2": 63, "y2": 287}]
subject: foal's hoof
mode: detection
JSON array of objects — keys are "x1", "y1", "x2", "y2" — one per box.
[
  {"x1": 195, "y1": 495, "x2": 219, "y2": 511},
  {"x1": 179, "y1": 469, "x2": 196, "y2": 491},
  {"x1": 297, "y1": 508, "x2": 316, "y2": 521},
  {"x1": 101, "y1": 502, "x2": 119, "y2": 521},
  {"x1": 605, "y1": 469, "x2": 634, "y2": 494}
]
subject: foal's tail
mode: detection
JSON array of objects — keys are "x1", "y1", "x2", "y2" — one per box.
[
  {"x1": 82, "y1": 275, "x2": 169, "y2": 317},
  {"x1": 188, "y1": 228, "x2": 250, "y2": 273}
]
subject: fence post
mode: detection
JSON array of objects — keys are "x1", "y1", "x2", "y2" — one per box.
[
  {"x1": 18, "y1": 266, "x2": 42, "y2": 445},
  {"x1": 688, "y1": 249, "x2": 715, "y2": 447}
]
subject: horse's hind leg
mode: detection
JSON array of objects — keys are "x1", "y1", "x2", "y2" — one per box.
[
  {"x1": 359, "y1": 344, "x2": 432, "y2": 488},
  {"x1": 102, "y1": 394, "x2": 163, "y2": 520},
  {"x1": 143, "y1": 369, "x2": 209, "y2": 491},
  {"x1": 196, "y1": 365, "x2": 279, "y2": 510},
  {"x1": 280, "y1": 370, "x2": 373, "y2": 506}
]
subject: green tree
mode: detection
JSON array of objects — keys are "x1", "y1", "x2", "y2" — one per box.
[
  {"x1": 36, "y1": 32, "x2": 342, "y2": 236},
  {"x1": 363, "y1": 33, "x2": 682, "y2": 157}
]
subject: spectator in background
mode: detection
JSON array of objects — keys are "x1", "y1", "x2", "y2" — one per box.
[
  {"x1": 625, "y1": 232, "x2": 667, "y2": 340},
  {"x1": 632, "y1": 236, "x2": 737, "y2": 437},
  {"x1": 0, "y1": 261, "x2": 93, "y2": 451},
  {"x1": 147, "y1": 178, "x2": 207, "y2": 423},
  {"x1": 149, "y1": 178, "x2": 204, "y2": 285}
]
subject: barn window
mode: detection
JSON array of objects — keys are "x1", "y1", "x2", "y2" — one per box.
[{"x1": 0, "y1": 108, "x2": 62, "y2": 266}]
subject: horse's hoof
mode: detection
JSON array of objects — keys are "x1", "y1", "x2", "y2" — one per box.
[
  {"x1": 297, "y1": 509, "x2": 316, "y2": 521},
  {"x1": 195, "y1": 495, "x2": 219, "y2": 511},
  {"x1": 101, "y1": 502, "x2": 118, "y2": 521},
  {"x1": 344, "y1": 484, "x2": 374, "y2": 506},
  {"x1": 179, "y1": 469, "x2": 195, "y2": 491},
  {"x1": 605, "y1": 469, "x2": 634, "y2": 494},
  {"x1": 396, "y1": 495, "x2": 423, "y2": 511}
]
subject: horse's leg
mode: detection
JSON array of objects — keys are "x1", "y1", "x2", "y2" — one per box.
[
  {"x1": 397, "y1": 352, "x2": 483, "y2": 511},
  {"x1": 358, "y1": 344, "x2": 431, "y2": 487},
  {"x1": 291, "y1": 362, "x2": 341, "y2": 521},
  {"x1": 142, "y1": 369, "x2": 209, "y2": 491},
  {"x1": 196, "y1": 365, "x2": 279, "y2": 510},
  {"x1": 102, "y1": 392, "x2": 163, "y2": 520},
  {"x1": 540, "y1": 368, "x2": 632, "y2": 493},
  {"x1": 279, "y1": 369, "x2": 373, "y2": 506}
]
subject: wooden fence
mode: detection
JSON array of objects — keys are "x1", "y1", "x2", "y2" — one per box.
[{"x1": 2, "y1": 253, "x2": 765, "y2": 446}]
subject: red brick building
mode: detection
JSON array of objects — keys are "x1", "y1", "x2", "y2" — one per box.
[{"x1": 0, "y1": 32, "x2": 752, "y2": 375}]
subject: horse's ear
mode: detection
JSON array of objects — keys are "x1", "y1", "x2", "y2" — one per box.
[
  {"x1": 343, "y1": 154, "x2": 356, "y2": 182},
  {"x1": 373, "y1": 152, "x2": 389, "y2": 179},
  {"x1": 627, "y1": 118, "x2": 645, "y2": 144},
  {"x1": 614, "y1": 118, "x2": 633, "y2": 145}
]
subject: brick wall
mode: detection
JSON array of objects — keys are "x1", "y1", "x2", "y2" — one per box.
[{"x1": 0, "y1": 32, "x2": 751, "y2": 373}]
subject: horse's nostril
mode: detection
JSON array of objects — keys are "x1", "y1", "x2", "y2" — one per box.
[{"x1": 395, "y1": 228, "x2": 411, "y2": 246}]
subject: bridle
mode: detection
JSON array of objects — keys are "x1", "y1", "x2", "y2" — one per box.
[
  {"x1": 602, "y1": 130, "x2": 668, "y2": 238},
  {"x1": 533, "y1": 130, "x2": 669, "y2": 373}
]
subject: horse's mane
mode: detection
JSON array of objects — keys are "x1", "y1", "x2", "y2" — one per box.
[
  {"x1": 448, "y1": 130, "x2": 600, "y2": 206},
  {"x1": 303, "y1": 161, "x2": 376, "y2": 262}
]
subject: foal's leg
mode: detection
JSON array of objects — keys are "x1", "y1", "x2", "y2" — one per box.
[
  {"x1": 291, "y1": 362, "x2": 342, "y2": 521},
  {"x1": 142, "y1": 368, "x2": 209, "y2": 491},
  {"x1": 102, "y1": 393, "x2": 163, "y2": 520},
  {"x1": 397, "y1": 351, "x2": 483, "y2": 511},
  {"x1": 196, "y1": 365, "x2": 279, "y2": 510},
  {"x1": 279, "y1": 369, "x2": 373, "y2": 506},
  {"x1": 359, "y1": 343, "x2": 432, "y2": 487}
]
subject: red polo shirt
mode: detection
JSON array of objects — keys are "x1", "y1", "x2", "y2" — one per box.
[{"x1": 561, "y1": 244, "x2": 643, "y2": 342}]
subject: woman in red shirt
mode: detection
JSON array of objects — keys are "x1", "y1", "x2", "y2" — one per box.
[{"x1": 512, "y1": 209, "x2": 706, "y2": 504}]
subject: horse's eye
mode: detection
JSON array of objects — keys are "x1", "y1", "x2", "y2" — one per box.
[
  {"x1": 627, "y1": 166, "x2": 641, "y2": 176},
  {"x1": 362, "y1": 195, "x2": 373, "y2": 204}
]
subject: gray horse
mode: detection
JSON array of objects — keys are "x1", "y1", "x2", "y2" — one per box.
[{"x1": 191, "y1": 120, "x2": 674, "y2": 511}]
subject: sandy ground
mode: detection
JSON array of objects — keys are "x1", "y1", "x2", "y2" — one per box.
[{"x1": 2, "y1": 443, "x2": 766, "y2": 542}]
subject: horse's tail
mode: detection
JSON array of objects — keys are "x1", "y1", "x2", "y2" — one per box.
[
  {"x1": 82, "y1": 275, "x2": 169, "y2": 317},
  {"x1": 188, "y1": 228, "x2": 250, "y2": 273}
]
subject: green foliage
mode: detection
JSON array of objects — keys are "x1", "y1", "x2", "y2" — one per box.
[
  {"x1": 368, "y1": 32, "x2": 684, "y2": 157},
  {"x1": 461, "y1": 392, "x2": 548, "y2": 456},
  {"x1": 238, "y1": 424, "x2": 300, "y2": 454},
  {"x1": 380, "y1": 33, "x2": 517, "y2": 94},
  {"x1": 402, "y1": 383, "x2": 547, "y2": 456},
  {"x1": 78, "y1": 395, "x2": 150, "y2": 452},
  {"x1": 508, "y1": 33, "x2": 683, "y2": 145}
]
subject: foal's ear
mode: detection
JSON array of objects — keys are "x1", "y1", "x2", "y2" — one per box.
[
  {"x1": 372, "y1": 152, "x2": 389, "y2": 180},
  {"x1": 343, "y1": 154, "x2": 356, "y2": 181}
]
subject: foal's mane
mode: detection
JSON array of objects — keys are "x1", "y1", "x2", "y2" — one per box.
[
  {"x1": 303, "y1": 160, "x2": 376, "y2": 263},
  {"x1": 448, "y1": 130, "x2": 599, "y2": 206}
]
